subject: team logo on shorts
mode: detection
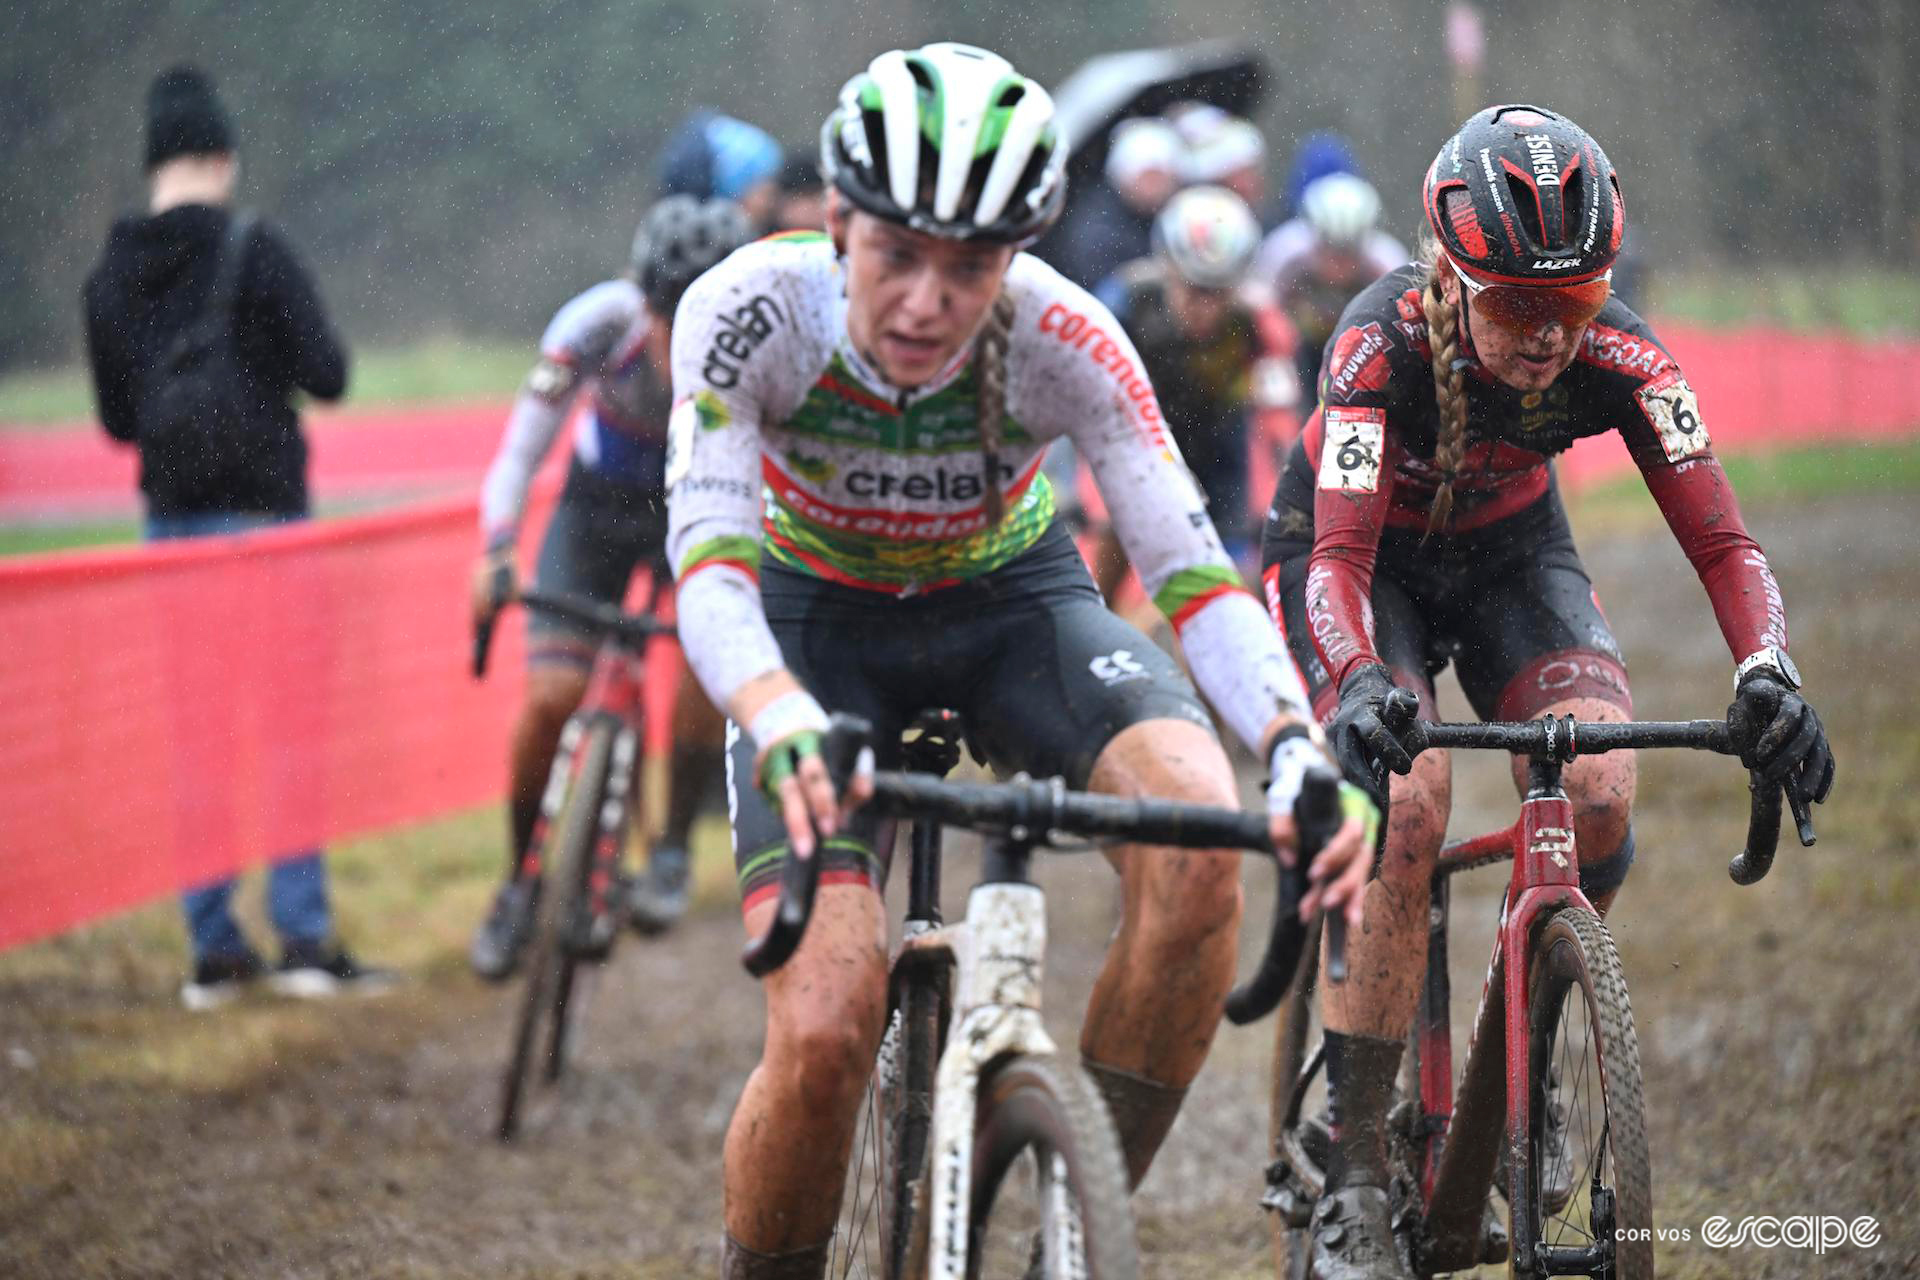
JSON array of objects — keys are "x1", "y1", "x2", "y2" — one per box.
[
  {"x1": 1635, "y1": 370, "x2": 1709, "y2": 462},
  {"x1": 1089, "y1": 650, "x2": 1149, "y2": 686},
  {"x1": 1318, "y1": 406, "x2": 1388, "y2": 493}
]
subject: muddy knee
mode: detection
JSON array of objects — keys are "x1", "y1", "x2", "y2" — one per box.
[
  {"x1": 1378, "y1": 748, "x2": 1451, "y2": 887},
  {"x1": 767, "y1": 997, "x2": 884, "y2": 1119}
]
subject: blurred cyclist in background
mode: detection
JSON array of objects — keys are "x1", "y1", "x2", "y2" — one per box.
[
  {"x1": 655, "y1": 110, "x2": 784, "y2": 230},
  {"x1": 1042, "y1": 115, "x2": 1183, "y2": 290},
  {"x1": 1281, "y1": 129, "x2": 1362, "y2": 220},
  {"x1": 1257, "y1": 172, "x2": 1408, "y2": 399},
  {"x1": 1174, "y1": 107, "x2": 1269, "y2": 222},
  {"x1": 467, "y1": 196, "x2": 753, "y2": 980},
  {"x1": 1086, "y1": 185, "x2": 1301, "y2": 596}
]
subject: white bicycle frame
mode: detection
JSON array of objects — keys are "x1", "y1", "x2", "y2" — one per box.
[{"x1": 892, "y1": 879, "x2": 1083, "y2": 1280}]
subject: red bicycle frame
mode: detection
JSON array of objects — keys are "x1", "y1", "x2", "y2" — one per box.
[{"x1": 1414, "y1": 757, "x2": 1593, "y2": 1273}]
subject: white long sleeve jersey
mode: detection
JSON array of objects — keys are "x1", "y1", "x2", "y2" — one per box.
[
  {"x1": 664, "y1": 232, "x2": 1309, "y2": 754},
  {"x1": 478, "y1": 278, "x2": 670, "y2": 540}
]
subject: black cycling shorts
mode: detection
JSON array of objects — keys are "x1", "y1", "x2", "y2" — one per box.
[
  {"x1": 528, "y1": 461, "x2": 668, "y2": 668},
  {"x1": 729, "y1": 522, "x2": 1213, "y2": 912},
  {"x1": 1262, "y1": 485, "x2": 1631, "y2": 724}
]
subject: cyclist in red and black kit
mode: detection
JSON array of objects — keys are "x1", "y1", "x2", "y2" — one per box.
[{"x1": 1262, "y1": 105, "x2": 1835, "y2": 1279}]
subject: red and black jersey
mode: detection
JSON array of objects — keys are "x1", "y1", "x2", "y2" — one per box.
[{"x1": 1267, "y1": 264, "x2": 1789, "y2": 690}]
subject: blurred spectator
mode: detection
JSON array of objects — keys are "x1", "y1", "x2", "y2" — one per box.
[
  {"x1": 1088, "y1": 185, "x2": 1302, "y2": 590},
  {"x1": 1178, "y1": 113, "x2": 1268, "y2": 217},
  {"x1": 656, "y1": 110, "x2": 784, "y2": 229},
  {"x1": 773, "y1": 154, "x2": 826, "y2": 231},
  {"x1": 1042, "y1": 116, "x2": 1181, "y2": 290},
  {"x1": 1256, "y1": 172, "x2": 1408, "y2": 399},
  {"x1": 81, "y1": 65, "x2": 390, "y2": 1011},
  {"x1": 1282, "y1": 130, "x2": 1362, "y2": 220}
]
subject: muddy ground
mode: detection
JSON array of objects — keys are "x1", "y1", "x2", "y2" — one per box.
[{"x1": 3, "y1": 492, "x2": 1917, "y2": 1279}]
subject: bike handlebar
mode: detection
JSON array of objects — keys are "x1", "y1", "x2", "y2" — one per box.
[
  {"x1": 471, "y1": 583, "x2": 675, "y2": 680},
  {"x1": 1401, "y1": 712, "x2": 1812, "y2": 885},
  {"x1": 739, "y1": 717, "x2": 1344, "y2": 1023}
]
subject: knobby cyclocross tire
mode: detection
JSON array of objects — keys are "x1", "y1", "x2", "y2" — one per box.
[
  {"x1": 1521, "y1": 907, "x2": 1652, "y2": 1279},
  {"x1": 497, "y1": 718, "x2": 616, "y2": 1143},
  {"x1": 967, "y1": 1054, "x2": 1139, "y2": 1280},
  {"x1": 835, "y1": 965, "x2": 949, "y2": 1280}
]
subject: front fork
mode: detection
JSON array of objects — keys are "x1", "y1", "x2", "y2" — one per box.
[
  {"x1": 925, "y1": 878, "x2": 1057, "y2": 1280},
  {"x1": 1418, "y1": 772, "x2": 1587, "y2": 1274}
]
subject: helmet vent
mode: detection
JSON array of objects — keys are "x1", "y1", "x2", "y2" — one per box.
[
  {"x1": 996, "y1": 84, "x2": 1025, "y2": 109},
  {"x1": 1503, "y1": 170, "x2": 1547, "y2": 251},
  {"x1": 1559, "y1": 163, "x2": 1586, "y2": 248},
  {"x1": 1441, "y1": 187, "x2": 1488, "y2": 260}
]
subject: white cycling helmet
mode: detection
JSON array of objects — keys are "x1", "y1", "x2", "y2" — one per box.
[
  {"x1": 1151, "y1": 185, "x2": 1261, "y2": 289},
  {"x1": 820, "y1": 42, "x2": 1067, "y2": 245},
  {"x1": 1301, "y1": 172, "x2": 1382, "y2": 249}
]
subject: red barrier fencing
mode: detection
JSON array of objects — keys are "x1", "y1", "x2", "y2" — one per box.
[
  {"x1": 0, "y1": 401, "x2": 512, "y2": 520},
  {"x1": 2, "y1": 323, "x2": 1917, "y2": 952},
  {"x1": 0, "y1": 484, "x2": 549, "y2": 951}
]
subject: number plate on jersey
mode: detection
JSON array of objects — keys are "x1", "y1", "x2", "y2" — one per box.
[
  {"x1": 1318, "y1": 407, "x2": 1387, "y2": 492},
  {"x1": 1636, "y1": 370, "x2": 1710, "y2": 462}
]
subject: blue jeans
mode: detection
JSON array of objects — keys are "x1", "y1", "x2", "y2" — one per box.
[{"x1": 147, "y1": 509, "x2": 332, "y2": 959}]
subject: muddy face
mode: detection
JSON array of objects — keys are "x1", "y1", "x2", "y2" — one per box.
[{"x1": 830, "y1": 200, "x2": 1012, "y2": 389}]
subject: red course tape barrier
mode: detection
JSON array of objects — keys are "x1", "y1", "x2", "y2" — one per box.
[{"x1": 0, "y1": 484, "x2": 555, "y2": 951}]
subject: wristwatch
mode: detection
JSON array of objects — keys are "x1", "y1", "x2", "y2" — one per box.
[{"x1": 1735, "y1": 646, "x2": 1801, "y2": 692}]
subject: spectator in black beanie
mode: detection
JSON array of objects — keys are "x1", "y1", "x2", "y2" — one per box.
[{"x1": 82, "y1": 65, "x2": 391, "y2": 1010}]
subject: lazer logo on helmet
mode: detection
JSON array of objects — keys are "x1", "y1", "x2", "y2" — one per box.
[
  {"x1": 1530, "y1": 259, "x2": 1582, "y2": 271},
  {"x1": 1522, "y1": 133, "x2": 1561, "y2": 186},
  {"x1": 702, "y1": 294, "x2": 785, "y2": 389}
]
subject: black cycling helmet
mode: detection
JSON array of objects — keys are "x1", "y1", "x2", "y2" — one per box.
[
  {"x1": 631, "y1": 195, "x2": 755, "y2": 316},
  {"x1": 1422, "y1": 104, "x2": 1624, "y2": 287}
]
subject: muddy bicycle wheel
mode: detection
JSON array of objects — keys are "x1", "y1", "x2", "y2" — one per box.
[
  {"x1": 834, "y1": 964, "x2": 949, "y2": 1280},
  {"x1": 497, "y1": 718, "x2": 615, "y2": 1143},
  {"x1": 966, "y1": 1054, "x2": 1138, "y2": 1280},
  {"x1": 1519, "y1": 907, "x2": 1652, "y2": 1278}
]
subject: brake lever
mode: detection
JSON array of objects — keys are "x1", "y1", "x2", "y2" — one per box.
[{"x1": 739, "y1": 714, "x2": 875, "y2": 978}]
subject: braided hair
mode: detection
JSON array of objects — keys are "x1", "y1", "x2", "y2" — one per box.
[
  {"x1": 973, "y1": 291, "x2": 1017, "y2": 528},
  {"x1": 1418, "y1": 233, "x2": 1470, "y2": 535}
]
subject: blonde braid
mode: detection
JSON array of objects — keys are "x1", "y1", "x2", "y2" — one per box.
[
  {"x1": 973, "y1": 291, "x2": 1017, "y2": 528},
  {"x1": 1421, "y1": 267, "x2": 1470, "y2": 535}
]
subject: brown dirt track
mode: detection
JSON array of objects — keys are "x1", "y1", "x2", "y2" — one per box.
[{"x1": 2, "y1": 491, "x2": 1916, "y2": 1279}]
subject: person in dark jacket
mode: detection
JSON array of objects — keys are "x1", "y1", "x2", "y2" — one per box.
[{"x1": 82, "y1": 65, "x2": 389, "y2": 1011}]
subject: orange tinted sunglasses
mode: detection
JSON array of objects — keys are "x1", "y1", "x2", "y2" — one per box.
[{"x1": 1454, "y1": 262, "x2": 1611, "y2": 335}]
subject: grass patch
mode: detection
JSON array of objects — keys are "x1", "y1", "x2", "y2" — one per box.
[
  {"x1": 1652, "y1": 267, "x2": 1920, "y2": 338},
  {"x1": 0, "y1": 800, "x2": 737, "y2": 1091},
  {"x1": 0, "y1": 336, "x2": 529, "y2": 428},
  {"x1": 0, "y1": 520, "x2": 140, "y2": 556},
  {"x1": 1569, "y1": 436, "x2": 1920, "y2": 532}
]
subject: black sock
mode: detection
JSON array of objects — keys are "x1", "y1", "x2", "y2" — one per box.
[
  {"x1": 661, "y1": 743, "x2": 716, "y2": 851},
  {"x1": 1324, "y1": 1029, "x2": 1403, "y2": 1190},
  {"x1": 507, "y1": 788, "x2": 541, "y2": 879}
]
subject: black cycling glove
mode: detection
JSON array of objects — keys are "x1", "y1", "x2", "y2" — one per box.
[
  {"x1": 1327, "y1": 664, "x2": 1418, "y2": 812},
  {"x1": 1727, "y1": 673, "x2": 1835, "y2": 804}
]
